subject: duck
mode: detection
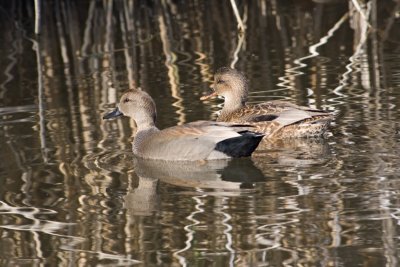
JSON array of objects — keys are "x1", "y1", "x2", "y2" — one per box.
[
  {"x1": 103, "y1": 88, "x2": 265, "y2": 161},
  {"x1": 200, "y1": 67, "x2": 335, "y2": 138}
]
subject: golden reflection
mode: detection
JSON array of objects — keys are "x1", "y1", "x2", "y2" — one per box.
[
  {"x1": 230, "y1": 2, "x2": 247, "y2": 69},
  {"x1": 219, "y1": 197, "x2": 235, "y2": 266},
  {"x1": 277, "y1": 12, "x2": 349, "y2": 107},
  {"x1": 0, "y1": 201, "x2": 78, "y2": 246},
  {"x1": 173, "y1": 196, "x2": 205, "y2": 267},
  {"x1": 334, "y1": 1, "x2": 371, "y2": 97},
  {"x1": 0, "y1": 37, "x2": 17, "y2": 99},
  {"x1": 229, "y1": 0, "x2": 246, "y2": 33},
  {"x1": 80, "y1": 0, "x2": 95, "y2": 58},
  {"x1": 231, "y1": 32, "x2": 246, "y2": 69},
  {"x1": 119, "y1": 4, "x2": 136, "y2": 88},
  {"x1": 194, "y1": 51, "x2": 213, "y2": 83},
  {"x1": 158, "y1": 4, "x2": 186, "y2": 125}
]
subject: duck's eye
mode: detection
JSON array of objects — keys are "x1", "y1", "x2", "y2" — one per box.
[
  {"x1": 217, "y1": 79, "x2": 225, "y2": 84},
  {"x1": 123, "y1": 98, "x2": 130, "y2": 103}
]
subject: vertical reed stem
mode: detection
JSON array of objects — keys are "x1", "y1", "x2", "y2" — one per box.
[
  {"x1": 230, "y1": 0, "x2": 245, "y2": 33},
  {"x1": 34, "y1": 0, "x2": 41, "y2": 34}
]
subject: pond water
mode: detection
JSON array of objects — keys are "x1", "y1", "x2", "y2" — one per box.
[{"x1": 1, "y1": 1, "x2": 400, "y2": 266}]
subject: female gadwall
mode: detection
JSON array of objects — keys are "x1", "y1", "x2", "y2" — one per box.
[
  {"x1": 201, "y1": 67, "x2": 335, "y2": 138},
  {"x1": 103, "y1": 89, "x2": 264, "y2": 161}
]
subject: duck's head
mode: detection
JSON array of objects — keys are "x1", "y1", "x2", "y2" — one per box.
[
  {"x1": 103, "y1": 89, "x2": 157, "y2": 126},
  {"x1": 200, "y1": 67, "x2": 248, "y2": 105}
]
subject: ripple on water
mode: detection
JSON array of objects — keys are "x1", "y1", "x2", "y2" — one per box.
[{"x1": 0, "y1": 200, "x2": 80, "y2": 242}]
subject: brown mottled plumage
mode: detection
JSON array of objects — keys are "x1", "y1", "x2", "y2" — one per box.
[{"x1": 201, "y1": 67, "x2": 335, "y2": 138}]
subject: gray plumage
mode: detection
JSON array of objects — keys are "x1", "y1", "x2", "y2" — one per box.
[{"x1": 103, "y1": 89, "x2": 263, "y2": 161}]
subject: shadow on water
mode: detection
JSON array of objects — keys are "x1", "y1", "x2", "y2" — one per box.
[{"x1": 1, "y1": 0, "x2": 400, "y2": 266}]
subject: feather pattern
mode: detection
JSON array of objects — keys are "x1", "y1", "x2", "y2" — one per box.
[{"x1": 203, "y1": 67, "x2": 335, "y2": 138}]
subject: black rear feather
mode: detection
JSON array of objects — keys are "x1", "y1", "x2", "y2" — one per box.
[
  {"x1": 249, "y1": 114, "x2": 278, "y2": 122},
  {"x1": 214, "y1": 132, "x2": 264, "y2": 157}
]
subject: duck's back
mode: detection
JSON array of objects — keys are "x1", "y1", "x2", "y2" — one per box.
[
  {"x1": 217, "y1": 100, "x2": 335, "y2": 138},
  {"x1": 133, "y1": 122, "x2": 263, "y2": 160},
  {"x1": 133, "y1": 124, "x2": 218, "y2": 160}
]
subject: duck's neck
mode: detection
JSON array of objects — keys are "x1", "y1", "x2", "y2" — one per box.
[
  {"x1": 220, "y1": 91, "x2": 246, "y2": 119},
  {"x1": 130, "y1": 108, "x2": 156, "y2": 131},
  {"x1": 132, "y1": 117, "x2": 159, "y2": 155},
  {"x1": 135, "y1": 116, "x2": 158, "y2": 133}
]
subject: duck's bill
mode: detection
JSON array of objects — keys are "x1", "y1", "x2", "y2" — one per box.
[
  {"x1": 200, "y1": 91, "x2": 218, "y2": 101},
  {"x1": 103, "y1": 107, "x2": 123, "y2": 119}
]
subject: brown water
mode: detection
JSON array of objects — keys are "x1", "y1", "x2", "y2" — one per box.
[{"x1": 1, "y1": 1, "x2": 400, "y2": 266}]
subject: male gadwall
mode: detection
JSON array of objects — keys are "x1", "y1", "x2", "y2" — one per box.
[
  {"x1": 103, "y1": 89, "x2": 264, "y2": 161},
  {"x1": 201, "y1": 67, "x2": 335, "y2": 138}
]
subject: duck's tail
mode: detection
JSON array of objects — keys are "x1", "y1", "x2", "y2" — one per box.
[
  {"x1": 215, "y1": 131, "x2": 265, "y2": 157},
  {"x1": 271, "y1": 109, "x2": 335, "y2": 138}
]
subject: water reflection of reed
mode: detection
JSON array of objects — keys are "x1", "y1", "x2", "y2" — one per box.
[{"x1": 0, "y1": 0, "x2": 400, "y2": 266}]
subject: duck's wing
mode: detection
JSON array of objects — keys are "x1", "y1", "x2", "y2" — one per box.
[
  {"x1": 228, "y1": 103, "x2": 288, "y2": 123},
  {"x1": 265, "y1": 100, "x2": 335, "y2": 117},
  {"x1": 136, "y1": 121, "x2": 263, "y2": 160},
  {"x1": 234, "y1": 109, "x2": 314, "y2": 136},
  {"x1": 230, "y1": 102, "x2": 334, "y2": 123}
]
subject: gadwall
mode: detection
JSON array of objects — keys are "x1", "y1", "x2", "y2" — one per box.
[
  {"x1": 201, "y1": 67, "x2": 335, "y2": 138},
  {"x1": 103, "y1": 89, "x2": 264, "y2": 161}
]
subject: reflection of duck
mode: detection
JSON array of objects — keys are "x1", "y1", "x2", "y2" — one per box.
[
  {"x1": 103, "y1": 89, "x2": 263, "y2": 160},
  {"x1": 253, "y1": 138, "x2": 332, "y2": 168},
  {"x1": 201, "y1": 67, "x2": 335, "y2": 138},
  {"x1": 133, "y1": 157, "x2": 266, "y2": 190},
  {"x1": 124, "y1": 176, "x2": 159, "y2": 216},
  {"x1": 124, "y1": 158, "x2": 266, "y2": 216}
]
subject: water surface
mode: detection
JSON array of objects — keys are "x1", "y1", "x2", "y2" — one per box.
[{"x1": 1, "y1": 1, "x2": 400, "y2": 266}]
